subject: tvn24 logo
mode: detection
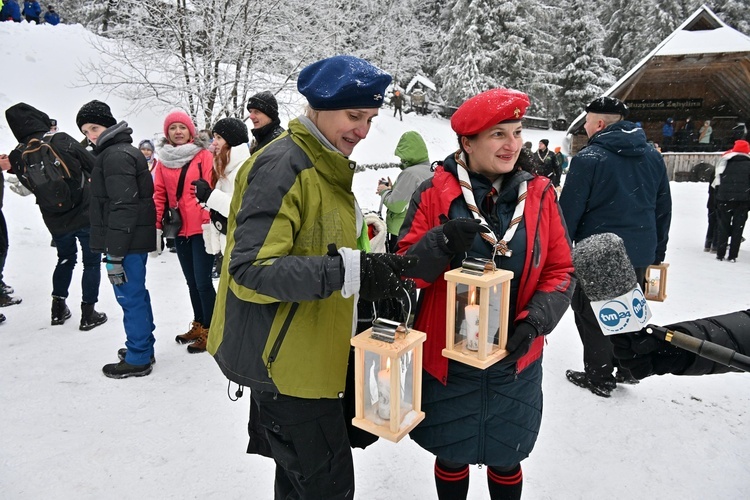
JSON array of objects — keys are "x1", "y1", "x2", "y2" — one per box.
[{"x1": 597, "y1": 288, "x2": 650, "y2": 334}]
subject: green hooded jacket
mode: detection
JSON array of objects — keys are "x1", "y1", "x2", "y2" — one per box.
[{"x1": 381, "y1": 131, "x2": 433, "y2": 235}]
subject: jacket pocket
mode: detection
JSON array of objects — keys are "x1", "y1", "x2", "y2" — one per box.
[{"x1": 266, "y1": 302, "x2": 300, "y2": 375}]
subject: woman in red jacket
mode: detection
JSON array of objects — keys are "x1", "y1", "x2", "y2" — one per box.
[
  {"x1": 398, "y1": 88, "x2": 575, "y2": 500},
  {"x1": 153, "y1": 110, "x2": 216, "y2": 353}
]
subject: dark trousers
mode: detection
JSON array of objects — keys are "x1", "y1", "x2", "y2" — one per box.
[
  {"x1": 705, "y1": 206, "x2": 718, "y2": 250},
  {"x1": 0, "y1": 210, "x2": 8, "y2": 283},
  {"x1": 249, "y1": 391, "x2": 355, "y2": 500},
  {"x1": 394, "y1": 106, "x2": 402, "y2": 120},
  {"x1": 112, "y1": 253, "x2": 155, "y2": 366},
  {"x1": 571, "y1": 267, "x2": 646, "y2": 385},
  {"x1": 51, "y1": 227, "x2": 101, "y2": 304},
  {"x1": 716, "y1": 203, "x2": 749, "y2": 260},
  {"x1": 175, "y1": 234, "x2": 216, "y2": 327}
]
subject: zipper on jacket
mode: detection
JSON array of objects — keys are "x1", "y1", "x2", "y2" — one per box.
[
  {"x1": 266, "y1": 302, "x2": 300, "y2": 374},
  {"x1": 477, "y1": 368, "x2": 489, "y2": 464}
]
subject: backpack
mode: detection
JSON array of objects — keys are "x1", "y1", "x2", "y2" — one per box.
[{"x1": 18, "y1": 135, "x2": 84, "y2": 213}]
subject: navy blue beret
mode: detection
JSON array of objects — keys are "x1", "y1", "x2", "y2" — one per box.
[{"x1": 297, "y1": 55, "x2": 392, "y2": 110}]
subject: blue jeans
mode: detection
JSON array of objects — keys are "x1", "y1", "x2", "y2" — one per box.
[
  {"x1": 51, "y1": 227, "x2": 101, "y2": 304},
  {"x1": 175, "y1": 235, "x2": 216, "y2": 327},
  {"x1": 112, "y1": 253, "x2": 155, "y2": 365}
]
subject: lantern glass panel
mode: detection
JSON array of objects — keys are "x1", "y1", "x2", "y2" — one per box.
[
  {"x1": 453, "y1": 284, "x2": 502, "y2": 354},
  {"x1": 362, "y1": 349, "x2": 416, "y2": 426}
]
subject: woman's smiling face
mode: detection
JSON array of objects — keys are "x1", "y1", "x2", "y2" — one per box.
[
  {"x1": 312, "y1": 108, "x2": 379, "y2": 157},
  {"x1": 462, "y1": 122, "x2": 523, "y2": 180}
]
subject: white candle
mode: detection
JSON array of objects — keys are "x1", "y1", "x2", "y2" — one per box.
[
  {"x1": 648, "y1": 276, "x2": 660, "y2": 296},
  {"x1": 465, "y1": 304, "x2": 480, "y2": 351},
  {"x1": 377, "y1": 368, "x2": 391, "y2": 420}
]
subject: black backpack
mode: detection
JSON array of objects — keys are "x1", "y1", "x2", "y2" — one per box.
[{"x1": 18, "y1": 136, "x2": 84, "y2": 212}]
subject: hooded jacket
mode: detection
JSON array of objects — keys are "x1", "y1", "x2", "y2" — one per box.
[
  {"x1": 560, "y1": 120, "x2": 672, "y2": 267},
  {"x1": 5, "y1": 102, "x2": 93, "y2": 235},
  {"x1": 380, "y1": 131, "x2": 434, "y2": 235},
  {"x1": 88, "y1": 122, "x2": 156, "y2": 255}
]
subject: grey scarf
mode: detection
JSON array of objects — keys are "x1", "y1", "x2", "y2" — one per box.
[{"x1": 155, "y1": 136, "x2": 207, "y2": 168}]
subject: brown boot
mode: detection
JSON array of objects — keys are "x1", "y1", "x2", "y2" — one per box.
[
  {"x1": 175, "y1": 321, "x2": 203, "y2": 344},
  {"x1": 186, "y1": 329, "x2": 208, "y2": 354}
]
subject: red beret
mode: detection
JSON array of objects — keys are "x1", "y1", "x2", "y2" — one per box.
[{"x1": 451, "y1": 88, "x2": 530, "y2": 136}]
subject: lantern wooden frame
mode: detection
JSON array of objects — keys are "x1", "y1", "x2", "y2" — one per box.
[
  {"x1": 350, "y1": 327, "x2": 426, "y2": 443},
  {"x1": 443, "y1": 266, "x2": 514, "y2": 370},
  {"x1": 644, "y1": 263, "x2": 669, "y2": 302}
]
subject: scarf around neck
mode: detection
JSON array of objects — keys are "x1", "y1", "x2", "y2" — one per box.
[
  {"x1": 156, "y1": 140, "x2": 204, "y2": 168},
  {"x1": 454, "y1": 151, "x2": 527, "y2": 257}
]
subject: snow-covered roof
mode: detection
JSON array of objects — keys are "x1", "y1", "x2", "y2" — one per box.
[
  {"x1": 566, "y1": 5, "x2": 750, "y2": 138},
  {"x1": 405, "y1": 74, "x2": 436, "y2": 94},
  {"x1": 654, "y1": 6, "x2": 750, "y2": 56}
]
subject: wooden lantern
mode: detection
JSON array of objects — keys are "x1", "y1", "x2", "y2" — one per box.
[
  {"x1": 350, "y1": 325, "x2": 426, "y2": 443},
  {"x1": 443, "y1": 258, "x2": 514, "y2": 369},
  {"x1": 644, "y1": 262, "x2": 669, "y2": 302}
]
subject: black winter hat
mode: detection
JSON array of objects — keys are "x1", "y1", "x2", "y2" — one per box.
[
  {"x1": 5, "y1": 102, "x2": 53, "y2": 142},
  {"x1": 246, "y1": 91, "x2": 279, "y2": 122},
  {"x1": 585, "y1": 96, "x2": 629, "y2": 117},
  {"x1": 76, "y1": 100, "x2": 117, "y2": 130},
  {"x1": 540, "y1": 139, "x2": 549, "y2": 147},
  {"x1": 212, "y1": 117, "x2": 249, "y2": 147}
]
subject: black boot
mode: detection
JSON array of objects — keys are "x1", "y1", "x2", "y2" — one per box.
[
  {"x1": 80, "y1": 302, "x2": 108, "y2": 331},
  {"x1": 51, "y1": 296, "x2": 72, "y2": 326}
]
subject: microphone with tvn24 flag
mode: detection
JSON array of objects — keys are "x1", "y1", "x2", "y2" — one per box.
[{"x1": 573, "y1": 233, "x2": 750, "y2": 377}]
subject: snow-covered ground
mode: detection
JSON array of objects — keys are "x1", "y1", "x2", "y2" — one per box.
[{"x1": 1, "y1": 21, "x2": 749, "y2": 500}]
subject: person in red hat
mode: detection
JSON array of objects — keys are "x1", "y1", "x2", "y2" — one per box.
[
  {"x1": 152, "y1": 109, "x2": 216, "y2": 352},
  {"x1": 397, "y1": 88, "x2": 575, "y2": 500},
  {"x1": 712, "y1": 140, "x2": 750, "y2": 262}
]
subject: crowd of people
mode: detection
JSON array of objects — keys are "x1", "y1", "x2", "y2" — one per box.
[
  {"x1": 1, "y1": 1, "x2": 59, "y2": 24},
  {"x1": 3, "y1": 50, "x2": 748, "y2": 499}
]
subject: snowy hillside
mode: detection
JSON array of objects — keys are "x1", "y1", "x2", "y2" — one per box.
[{"x1": 1, "y1": 21, "x2": 749, "y2": 500}]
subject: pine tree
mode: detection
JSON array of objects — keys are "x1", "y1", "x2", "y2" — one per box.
[
  {"x1": 556, "y1": 1, "x2": 622, "y2": 121},
  {"x1": 714, "y1": 0, "x2": 750, "y2": 34}
]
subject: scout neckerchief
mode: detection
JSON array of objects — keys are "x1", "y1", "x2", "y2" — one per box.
[{"x1": 454, "y1": 151, "x2": 526, "y2": 257}]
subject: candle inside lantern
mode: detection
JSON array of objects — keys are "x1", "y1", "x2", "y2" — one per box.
[
  {"x1": 377, "y1": 358, "x2": 391, "y2": 420},
  {"x1": 647, "y1": 276, "x2": 659, "y2": 297},
  {"x1": 465, "y1": 290, "x2": 480, "y2": 351}
]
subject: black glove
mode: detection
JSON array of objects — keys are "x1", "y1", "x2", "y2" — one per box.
[
  {"x1": 611, "y1": 328, "x2": 692, "y2": 379},
  {"x1": 104, "y1": 255, "x2": 127, "y2": 286},
  {"x1": 360, "y1": 253, "x2": 419, "y2": 302},
  {"x1": 439, "y1": 216, "x2": 490, "y2": 254},
  {"x1": 504, "y1": 322, "x2": 539, "y2": 362},
  {"x1": 192, "y1": 178, "x2": 213, "y2": 203}
]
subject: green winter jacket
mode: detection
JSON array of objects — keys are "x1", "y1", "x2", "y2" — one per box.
[
  {"x1": 207, "y1": 117, "x2": 360, "y2": 399},
  {"x1": 381, "y1": 131, "x2": 433, "y2": 235}
]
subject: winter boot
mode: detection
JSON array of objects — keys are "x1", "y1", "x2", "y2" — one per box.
[
  {"x1": 1, "y1": 281, "x2": 14, "y2": 294},
  {"x1": 0, "y1": 313, "x2": 6, "y2": 323},
  {"x1": 565, "y1": 370, "x2": 612, "y2": 398},
  {"x1": 186, "y1": 329, "x2": 208, "y2": 353},
  {"x1": 175, "y1": 321, "x2": 203, "y2": 344},
  {"x1": 51, "y1": 296, "x2": 72, "y2": 325},
  {"x1": 79, "y1": 303, "x2": 108, "y2": 331},
  {"x1": 102, "y1": 360, "x2": 153, "y2": 379},
  {"x1": 0, "y1": 292, "x2": 22, "y2": 307}
]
